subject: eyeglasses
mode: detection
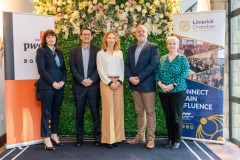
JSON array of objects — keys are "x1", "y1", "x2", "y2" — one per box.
[{"x1": 81, "y1": 34, "x2": 92, "y2": 36}]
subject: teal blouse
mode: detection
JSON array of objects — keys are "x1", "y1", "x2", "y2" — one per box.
[{"x1": 155, "y1": 54, "x2": 189, "y2": 93}]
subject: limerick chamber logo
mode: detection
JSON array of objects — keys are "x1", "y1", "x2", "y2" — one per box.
[{"x1": 179, "y1": 21, "x2": 190, "y2": 32}]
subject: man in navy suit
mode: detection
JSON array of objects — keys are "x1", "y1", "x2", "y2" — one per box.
[
  {"x1": 125, "y1": 25, "x2": 159, "y2": 149},
  {"x1": 70, "y1": 28, "x2": 101, "y2": 146}
]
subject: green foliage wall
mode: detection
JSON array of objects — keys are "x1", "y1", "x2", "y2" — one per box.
[
  {"x1": 34, "y1": 0, "x2": 182, "y2": 137},
  {"x1": 57, "y1": 33, "x2": 167, "y2": 137}
]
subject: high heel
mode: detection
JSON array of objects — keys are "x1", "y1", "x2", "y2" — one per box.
[
  {"x1": 51, "y1": 138, "x2": 63, "y2": 146},
  {"x1": 44, "y1": 144, "x2": 55, "y2": 150}
]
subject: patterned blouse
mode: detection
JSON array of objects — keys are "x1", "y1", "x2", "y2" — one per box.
[{"x1": 155, "y1": 54, "x2": 189, "y2": 93}]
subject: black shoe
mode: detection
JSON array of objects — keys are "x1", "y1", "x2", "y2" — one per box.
[
  {"x1": 171, "y1": 143, "x2": 180, "y2": 149},
  {"x1": 51, "y1": 138, "x2": 63, "y2": 146},
  {"x1": 75, "y1": 138, "x2": 83, "y2": 147},
  {"x1": 106, "y1": 144, "x2": 113, "y2": 149},
  {"x1": 164, "y1": 140, "x2": 172, "y2": 148},
  {"x1": 94, "y1": 138, "x2": 101, "y2": 146},
  {"x1": 44, "y1": 144, "x2": 55, "y2": 151},
  {"x1": 112, "y1": 143, "x2": 119, "y2": 147}
]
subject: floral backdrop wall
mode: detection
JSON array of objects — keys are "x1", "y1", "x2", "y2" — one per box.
[{"x1": 33, "y1": 0, "x2": 182, "y2": 136}]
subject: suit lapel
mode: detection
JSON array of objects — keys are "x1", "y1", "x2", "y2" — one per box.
[
  {"x1": 131, "y1": 44, "x2": 137, "y2": 68},
  {"x1": 78, "y1": 46, "x2": 84, "y2": 75},
  {"x1": 88, "y1": 45, "x2": 94, "y2": 76},
  {"x1": 44, "y1": 46, "x2": 57, "y2": 67}
]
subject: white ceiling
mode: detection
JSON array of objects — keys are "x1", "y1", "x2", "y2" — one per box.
[{"x1": 180, "y1": 0, "x2": 198, "y2": 11}]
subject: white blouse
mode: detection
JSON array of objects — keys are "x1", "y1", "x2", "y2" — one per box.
[{"x1": 97, "y1": 49, "x2": 124, "y2": 84}]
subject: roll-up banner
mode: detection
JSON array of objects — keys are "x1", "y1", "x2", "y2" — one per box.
[
  {"x1": 3, "y1": 12, "x2": 54, "y2": 149},
  {"x1": 173, "y1": 11, "x2": 226, "y2": 144}
]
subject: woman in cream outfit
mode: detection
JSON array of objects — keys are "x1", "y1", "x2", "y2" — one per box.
[{"x1": 97, "y1": 31, "x2": 125, "y2": 149}]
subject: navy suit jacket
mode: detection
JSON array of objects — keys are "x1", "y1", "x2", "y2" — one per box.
[
  {"x1": 36, "y1": 46, "x2": 67, "y2": 90},
  {"x1": 125, "y1": 41, "x2": 159, "y2": 92},
  {"x1": 69, "y1": 45, "x2": 100, "y2": 94}
]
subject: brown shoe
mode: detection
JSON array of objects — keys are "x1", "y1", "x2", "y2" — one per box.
[
  {"x1": 146, "y1": 139, "x2": 155, "y2": 149},
  {"x1": 127, "y1": 137, "x2": 145, "y2": 144}
]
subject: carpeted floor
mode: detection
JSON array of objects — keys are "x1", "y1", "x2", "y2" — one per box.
[{"x1": 0, "y1": 138, "x2": 221, "y2": 160}]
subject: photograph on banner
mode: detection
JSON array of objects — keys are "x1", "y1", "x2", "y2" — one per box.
[
  {"x1": 177, "y1": 37, "x2": 221, "y2": 57},
  {"x1": 188, "y1": 67, "x2": 224, "y2": 89}
]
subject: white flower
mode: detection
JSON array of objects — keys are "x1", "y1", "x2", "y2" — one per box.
[
  {"x1": 146, "y1": 2, "x2": 150, "y2": 8},
  {"x1": 57, "y1": 7, "x2": 61, "y2": 12},
  {"x1": 125, "y1": 2, "x2": 130, "y2": 7},
  {"x1": 159, "y1": 14, "x2": 164, "y2": 19},
  {"x1": 136, "y1": 5, "x2": 142, "y2": 12},
  {"x1": 129, "y1": 7, "x2": 134, "y2": 12},
  {"x1": 142, "y1": 9, "x2": 147, "y2": 15},
  {"x1": 120, "y1": 4, "x2": 124, "y2": 8},
  {"x1": 125, "y1": 7, "x2": 130, "y2": 12},
  {"x1": 110, "y1": 0, "x2": 116, "y2": 5},
  {"x1": 67, "y1": 0, "x2": 73, "y2": 5},
  {"x1": 64, "y1": 15, "x2": 68, "y2": 19},
  {"x1": 93, "y1": 0, "x2": 98, "y2": 5},
  {"x1": 57, "y1": 0, "x2": 62, "y2": 6},
  {"x1": 115, "y1": 5, "x2": 119, "y2": 10},
  {"x1": 82, "y1": 14, "x2": 86, "y2": 18}
]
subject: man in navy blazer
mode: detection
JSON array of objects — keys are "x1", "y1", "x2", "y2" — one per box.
[
  {"x1": 125, "y1": 25, "x2": 159, "y2": 149},
  {"x1": 70, "y1": 28, "x2": 101, "y2": 147}
]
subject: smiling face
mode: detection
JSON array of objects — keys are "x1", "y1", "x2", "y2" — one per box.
[
  {"x1": 80, "y1": 29, "x2": 93, "y2": 45},
  {"x1": 135, "y1": 25, "x2": 148, "y2": 44},
  {"x1": 166, "y1": 37, "x2": 179, "y2": 53},
  {"x1": 106, "y1": 33, "x2": 116, "y2": 48},
  {"x1": 45, "y1": 35, "x2": 56, "y2": 47}
]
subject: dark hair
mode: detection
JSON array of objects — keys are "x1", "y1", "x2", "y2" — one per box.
[
  {"x1": 40, "y1": 29, "x2": 59, "y2": 50},
  {"x1": 80, "y1": 27, "x2": 92, "y2": 35}
]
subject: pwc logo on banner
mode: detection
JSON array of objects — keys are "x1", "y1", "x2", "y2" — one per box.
[{"x1": 23, "y1": 31, "x2": 44, "y2": 65}]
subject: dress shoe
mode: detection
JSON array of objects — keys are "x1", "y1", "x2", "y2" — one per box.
[
  {"x1": 171, "y1": 143, "x2": 180, "y2": 149},
  {"x1": 164, "y1": 140, "x2": 172, "y2": 148},
  {"x1": 51, "y1": 138, "x2": 63, "y2": 146},
  {"x1": 105, "y1": 144, "x2": 113, "y2": 149},
  {"x1": 127, "y1": 138, "x2": 145, "y2": 144},
  {"x1": 112, "y1": 143, "x2": 119, "y2": 147},
  {"x1": 146, "y1": 139, "x2": 155, "y2": 149},
  {"x1": 94, "y1": 138, "x2": 101, "y2": 146},
  {"x1": 44, "y1": 144, "x2": 55, "y2": 151},
  {"x1": 75, "y1": 138, "x2": 83, "y2": 147}
]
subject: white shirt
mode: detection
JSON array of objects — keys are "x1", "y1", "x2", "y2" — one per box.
[{"x1": 97, "y1": 49, "x2": 124, "y2": 84}]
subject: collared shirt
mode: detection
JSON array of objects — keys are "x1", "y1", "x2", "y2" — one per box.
[
  {"x1": 97, "y1": 49, "x2": 124, "y2": 84},
  {"x1": 82, "y1": 46, "x2": 90, "y2": 78},
  {"x1": 47, "y1": 45, "x2": 60, "y2": 67},
  {"x1": 135, "y1": 40, "x2": 147, "y2": 65}
]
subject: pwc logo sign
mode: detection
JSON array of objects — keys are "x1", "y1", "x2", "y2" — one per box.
[{"x1": 23, "y1": 30, "x2": 44, "y2": 51}]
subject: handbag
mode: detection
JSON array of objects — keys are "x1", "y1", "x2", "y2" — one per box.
[{"x1": 34, "y1": 80, "x2": 40, "y2": 101}]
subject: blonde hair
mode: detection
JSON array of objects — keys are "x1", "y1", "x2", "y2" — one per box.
[
  {"x1": 166, "y1": 36, "x2": 179, "y2": 45},
  {"x1": 101, "y1": 31, "x2": 120, "y2": 51}
]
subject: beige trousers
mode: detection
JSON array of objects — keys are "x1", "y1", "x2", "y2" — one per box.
[
  {"x1": 132, "y1": 91, "x2": 156, "y2": 140},
  {"x1": 100, "y1": 78, "x2": 125, "y2": 144}
]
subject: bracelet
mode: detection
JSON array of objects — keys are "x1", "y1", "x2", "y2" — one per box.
[
  {"x1": 173, "y1": 83, "x2": 177, "y2": 88},
  {"x1": 108, "y1": 81, "x2": 113, "y2": 86},
  {"x1": 117, "y1": 80, "x2": 123, "y2": 84}
]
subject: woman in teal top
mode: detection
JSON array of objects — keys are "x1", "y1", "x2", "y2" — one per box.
[{"x1": 155, "y1": 36, "x2": 189, "y2": 149}]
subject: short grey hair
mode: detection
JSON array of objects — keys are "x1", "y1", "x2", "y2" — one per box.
[{"x1": 166, "y1": 36, "x2": 179, "y2": 45}]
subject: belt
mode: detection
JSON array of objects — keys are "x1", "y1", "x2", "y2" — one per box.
[{"x1": 108, "y1": 76, "x2": 119, "y2": 78}]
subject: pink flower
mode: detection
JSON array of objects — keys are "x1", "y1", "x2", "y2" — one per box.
[{"x1": 97, "y1": 3, "x2": 104, "y2": 11}]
